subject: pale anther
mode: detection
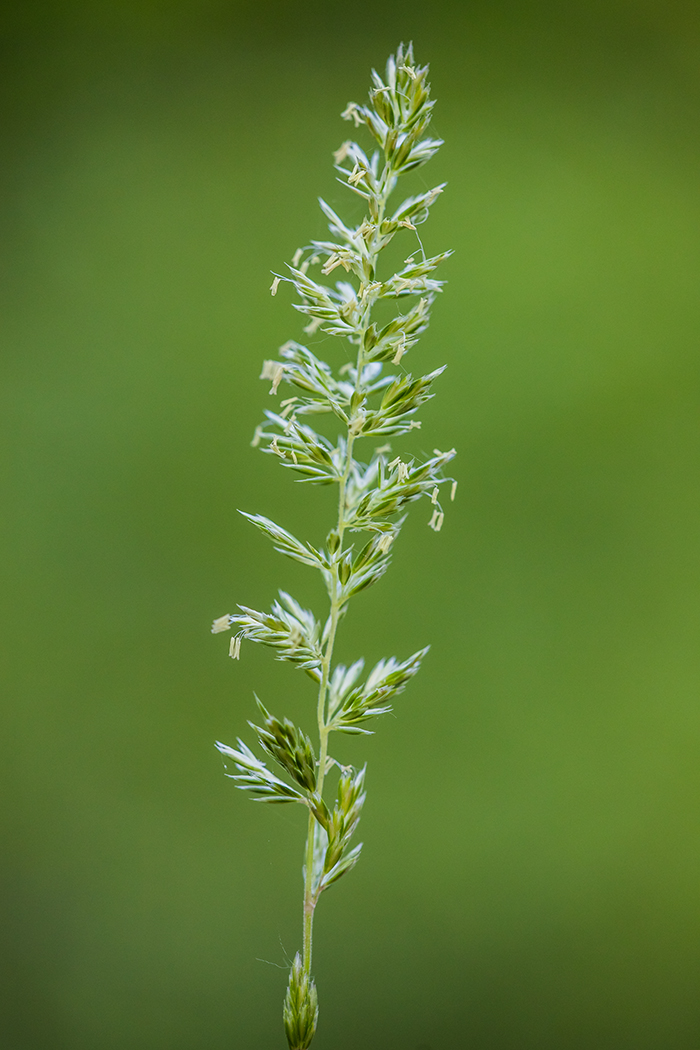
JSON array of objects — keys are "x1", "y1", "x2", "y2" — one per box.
[
  {"x1": 333, "y1": 141, "x2": 351, "y2": 164},
  {"x1": 392, "y1": 332, "x2": 407, "y2": 364},
  {"x1": 280, "y1": 397, "x2": 298, "y2": 420},
  {"x1": 341, "y1": 103, "x2": 363, "y2": 128},
  {"x1": 260, "y1": 360, "x2": 285, "y2": 395},
  {"x1": 321, "y1": 254, "x2": 344, "y2": 275},
  {"x1": 348, "y1": 165, "x2": 366, "y2": 186}
]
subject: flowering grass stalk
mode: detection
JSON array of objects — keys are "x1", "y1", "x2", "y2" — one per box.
[{"x1": 212, "y1": 44, "x2": 455, "y2": 1049}]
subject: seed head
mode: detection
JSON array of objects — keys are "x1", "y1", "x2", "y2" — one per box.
[{"x1": 283, "y1": 954, "x2": 318, "y2": 1050}]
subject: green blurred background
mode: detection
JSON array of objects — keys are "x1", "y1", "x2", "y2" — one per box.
[{"x1": 2, "y1": 1, "x2": 700, "y2": 1047}]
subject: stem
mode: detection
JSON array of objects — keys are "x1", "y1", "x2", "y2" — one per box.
[
  {"x1": 301, "y1": 429, "x2": 355, "y2": 976},
  {"x1": 300, "y1": 165, "x2": 394, "y2": 979}
]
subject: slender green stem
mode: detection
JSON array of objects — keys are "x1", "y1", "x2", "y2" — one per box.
[
  {"x1": 300, "y1": 168, "x2": 394, "y2": 980},
  {"x1": 301, "y1": 427, "x2": 356, "y2": 975}
]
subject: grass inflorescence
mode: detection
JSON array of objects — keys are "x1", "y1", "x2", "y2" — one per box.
[{"x1": 212, "y1": 43, "x2": 455, "y2": 1049}]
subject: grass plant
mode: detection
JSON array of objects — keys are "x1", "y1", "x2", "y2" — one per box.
[{"x1": 211, "y1": 44, "x2": 455, "y2": 1049}]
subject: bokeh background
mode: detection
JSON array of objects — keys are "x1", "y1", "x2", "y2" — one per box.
[{"x1": 2, "y1": 1, "x2": 700, "y2": 1047}]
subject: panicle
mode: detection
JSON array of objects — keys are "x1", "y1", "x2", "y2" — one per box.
[{"x1": 211, "y1": 44, "x2": 455, "y2": 1050}]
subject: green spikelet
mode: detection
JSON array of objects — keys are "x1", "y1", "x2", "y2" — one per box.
[{"x1": 283, "y1": 953, "x2": 319, "y2": 1050}]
